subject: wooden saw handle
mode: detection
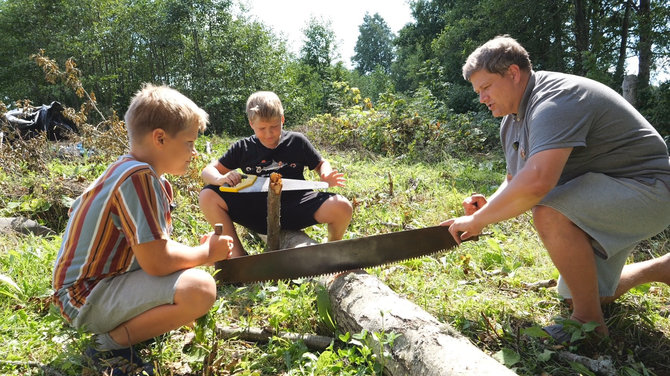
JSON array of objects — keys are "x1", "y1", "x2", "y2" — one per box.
[{"x1": 214, "y1": 223, "x2": 223, "y2": 235}]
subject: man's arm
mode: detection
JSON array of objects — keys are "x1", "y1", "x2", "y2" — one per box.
[
  {"x1": 132, "y1": 234, "x2": 233, "y2": 276},
  {"x1": 443, "y1": 147, "x2": 572, "y2": 241}
]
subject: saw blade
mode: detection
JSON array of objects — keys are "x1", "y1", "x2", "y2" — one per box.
[
  {"x1": 215, "y1": 225, "x2": 461, "y2": 283},
  {"x1": 219, "y1": 174, "x2": 328, "y2": 193}
]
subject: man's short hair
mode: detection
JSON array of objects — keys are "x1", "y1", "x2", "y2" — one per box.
[
  {"x1": 124, "y1": 84, "x2": 208, "y2": 143},
  {"x1": 246, "y1": 91, "x2": 284, "y2": 124},
  {"x1": 462, "y1": 35, "x2": 532, "y2": 81}
]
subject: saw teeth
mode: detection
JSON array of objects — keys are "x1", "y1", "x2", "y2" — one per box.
[{"x1": 229, "y1": 250, "x2": 447, "y2": 284}]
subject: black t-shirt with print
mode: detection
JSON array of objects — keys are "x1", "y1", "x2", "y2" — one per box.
[{"x1": 219, "y1": 131, "x2": 322, "y2": 179}]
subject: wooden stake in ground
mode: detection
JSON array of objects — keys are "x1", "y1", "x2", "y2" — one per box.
[{"x1": 266, "y1": 172, "x2": 282, "y2": 251}]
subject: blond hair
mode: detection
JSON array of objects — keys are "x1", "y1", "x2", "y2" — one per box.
[
  {"x1": 462, "y1": 35, "x2": 532, "y2": 81},
  {"x1": 245, "y1": 91, "x2": 284, "y2": 124},
  {"x1": 124, "y1": 83, "x2": 208, "y2": 143}
]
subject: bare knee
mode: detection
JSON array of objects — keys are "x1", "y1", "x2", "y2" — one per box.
[
  {"x1": 317, "y1": 195, "x2": 353, "y2": 224},
  {"x1": 198, "y1": 189, "x2": 230, "y2": 222},
  {"x1": 174, "y1": 269, "x2": 217, "y2": 316},
  {"x1": 198, "y1": 188, "x2": 221, "y2": 209},
  {"x1": 532, "y1": 205, "x2": 570, "y2": 237}
]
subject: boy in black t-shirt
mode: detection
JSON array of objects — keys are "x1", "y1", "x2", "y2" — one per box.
[{"x1": 199, "y1": 91, "x2": 353, "y2": 256}]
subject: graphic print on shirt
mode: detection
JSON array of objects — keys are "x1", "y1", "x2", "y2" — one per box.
[{"x1": 245, "y1": 160, "x2": 299, "y2": 175}]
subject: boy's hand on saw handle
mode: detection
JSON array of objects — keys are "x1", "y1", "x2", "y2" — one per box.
[
  {"x1": 463, "y1": 193, "x2": 487, "y2": 215},
  {"x1": 219, "y1": 170, "x2": 243, "y2": 187},
  {"x1": 201, "y1": 223, "x2": 234, "y2": 260}
]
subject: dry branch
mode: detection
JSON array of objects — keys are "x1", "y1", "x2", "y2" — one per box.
[{"x1": 215, "y1": 325, "x2": 333, "y2": 351}]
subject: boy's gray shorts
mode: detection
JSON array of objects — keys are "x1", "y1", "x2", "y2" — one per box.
[
  {"x1": 71, "y1": 268, "x2": 185, "y2": 334},
  {"x1": 537, "y1": 172, "x2": 670, "y2": 298}
]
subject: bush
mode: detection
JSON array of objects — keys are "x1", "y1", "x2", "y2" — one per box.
[{"x1": 303, "y1": 87, "x2": 500, "y2": 162}]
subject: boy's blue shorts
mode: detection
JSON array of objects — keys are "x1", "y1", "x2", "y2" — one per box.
[{"x1": 202, "y1": 185, "x2": 335, "y2": 234}]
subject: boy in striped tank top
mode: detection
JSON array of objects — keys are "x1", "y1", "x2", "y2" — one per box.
[{"x1": 52, "y1": 84, "x2": 234, "y2": 374}]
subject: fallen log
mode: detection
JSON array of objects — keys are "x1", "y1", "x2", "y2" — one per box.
[
  {"x1": 274, "y1": 231, "x2": 516, "y2": 375},
  {"x1": 322, "y1": 271, "x2": 518, "y2": 376},
  {"x1": 0, "y1": 216, "x2": 54, "y2": 236}
]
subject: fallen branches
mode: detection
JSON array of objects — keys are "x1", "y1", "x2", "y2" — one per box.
[
  {"x1": 557, "y1": 352, "x2": 616, "y2": 376},
  {"x1": 215, "y1": 325, "x2": 333, "y2": 351}
]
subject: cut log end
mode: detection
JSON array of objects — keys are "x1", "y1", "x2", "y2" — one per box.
[{"x1": 269, "y1": 172, "x2": 283, "y2": 194}]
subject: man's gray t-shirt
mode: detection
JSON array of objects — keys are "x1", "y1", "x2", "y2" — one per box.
[{"x1": 501, "y1": 70, "x2": 670, "y2": 188}]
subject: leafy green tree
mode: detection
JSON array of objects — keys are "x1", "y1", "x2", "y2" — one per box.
[
  {"x1": 300, "y1": 16, "x2": 337, "y2": 75},
  {"x1": 347, "y1": 67, "x2": 394, "y2": 103},
  {"x1": 297, "y1": 17, "x2": 340, "y2": 115},
  {"x1": 352, "y1": 13, "x2": 395, "y2": 75},
  {"x1": 392, "y1": 0, "x2": 452, "y2": 93}
]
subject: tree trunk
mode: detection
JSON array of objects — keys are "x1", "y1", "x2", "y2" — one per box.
[
  {"x1": 636, "y1": 0, "x2": 652, "y2": 104},
  {"x1": 275, "y1": 233, "x2": 517, "y2": 375},
  {"x1": 574, "y1": 0, "x2": 589, "y2": 75},
  {"x1": 321, "y1": 271, "x2": 518, "y2": 376},
  {"x1": 614, "y1": 0, "x2": 632, "y2": 86}
]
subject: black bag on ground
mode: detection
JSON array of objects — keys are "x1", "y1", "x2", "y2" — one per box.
[{"x1": 3, "y1": 101, "x2": 78, "y2": 141}]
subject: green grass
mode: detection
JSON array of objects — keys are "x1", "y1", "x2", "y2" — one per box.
[{"x1": 1, "y1": 133, "x2": 669, "y2": 375}]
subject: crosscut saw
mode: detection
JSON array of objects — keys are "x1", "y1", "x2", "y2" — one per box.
[
  {"x1": 215, "y1": 225, "x2": 472, "y2": 283},
  {"x1": 219, "y1": 174, "x2": 328, "y2": 193}
]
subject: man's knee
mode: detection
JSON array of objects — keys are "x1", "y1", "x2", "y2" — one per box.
[{"x1": 532, "y1": 205, "x2": 571, "y2": 235}]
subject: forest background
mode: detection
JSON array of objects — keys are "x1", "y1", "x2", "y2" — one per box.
[{"x1": 1, "y1": 0, "x2": 669, "y2": 141}]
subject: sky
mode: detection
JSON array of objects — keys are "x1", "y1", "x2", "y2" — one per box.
[
  {"x1": 241, "y1": 0, "x2": 415, "y2": 69},
  {"x1": 240, "y1": 1, "x2": 668, "y2": 83}
]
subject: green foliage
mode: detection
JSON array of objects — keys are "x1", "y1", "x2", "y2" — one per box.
[
  {"x1": 639, "y1": 81, "x2": 670, "y2": 139},
  {"x1": 305, "y1": 86, "x2": 500, "y2": 161},
  {"x1": 352, "y1": 13, "x2": 395, "y2": 75},
  {"x1": 300, "y1": 17, "x2": 337, "y2": 74},
  {"x1": 347, "y1": 67, "x2": 395, "y2": 103}
]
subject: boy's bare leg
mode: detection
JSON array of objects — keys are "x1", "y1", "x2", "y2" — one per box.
[
  {"x1": 198, "y1": 189, "x2": 246, "y2": 256},
  {"x1": 108, "y1": 269, "x2": 216, "y2": 346},
  {"x1": 601, "y1": 253, "x2": 670, "y2": 304},
  {"x1": 532, "y1": 205, "x2": 608, "y2": 336},
  {"x1": 314, "y1": 195, "x2": 353, "y2": 241}
]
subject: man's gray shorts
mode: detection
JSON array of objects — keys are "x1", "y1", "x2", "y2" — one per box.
[
  {"x1": 71, "y1": 268, "x2": 185, "y2": 334},
  {"x1": 538, "y1": 172, "x2": 670, "y2": 298}
]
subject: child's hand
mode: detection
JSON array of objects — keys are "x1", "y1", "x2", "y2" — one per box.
[
  {"x1": 321, "y1": 169, "x2": 346, "y2": 188},
  {"x1": 200, "y1": 225, "x2": 234, "y2": 260},
  {"x1": 211, "y1": 234, "x2": 234, "y2": 260},
  {"x1": 463, "y1": 194, "x2": 487, "y2": 215},
  {"x1": 219, "y1": 170, "x2": 243, "y2": 187}
]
